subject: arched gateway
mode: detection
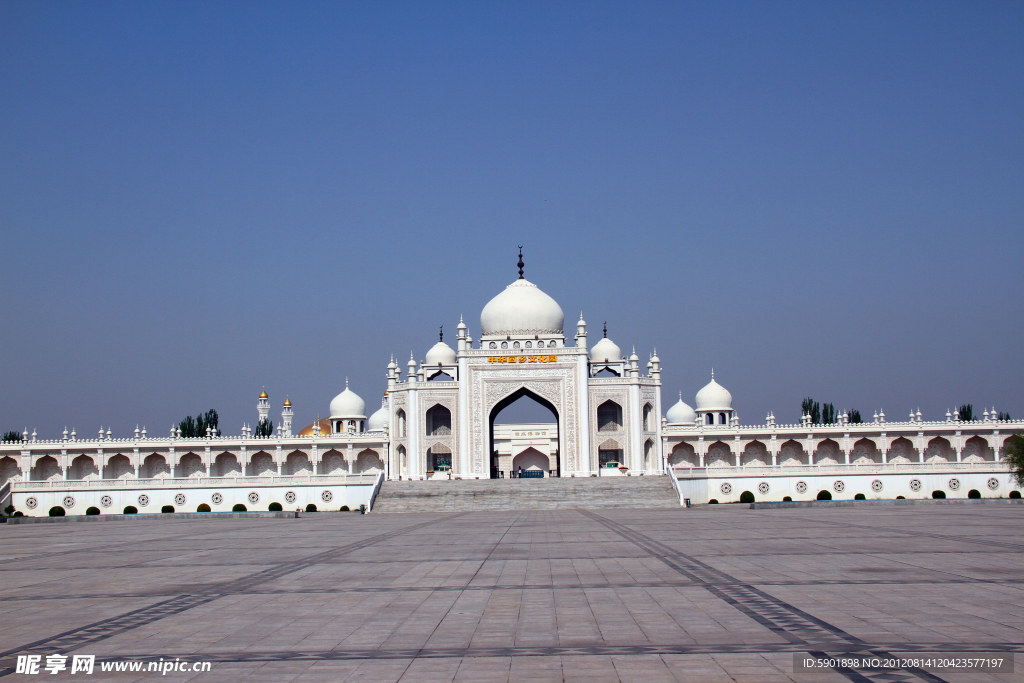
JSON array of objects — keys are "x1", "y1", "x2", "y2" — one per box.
[{"x1": 384, "y1": 252, "x2": 664, "y2": 479}]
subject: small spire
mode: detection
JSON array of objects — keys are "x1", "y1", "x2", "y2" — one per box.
[
  {"x1": 711, "y1": 368, "x2": 714, "y2": 380},
  {"x1": 517, "y1": 246, "x2": 524, "y2": 278},
  {"x1": 603, "y1": 322, "x2": 607, "y2": 338},
  {"x1": 345, "y1": 377, "x2": 349, "y2": 388},
  {"x1": 439, "y1": 325, "x2": 443, "y2": 342}
]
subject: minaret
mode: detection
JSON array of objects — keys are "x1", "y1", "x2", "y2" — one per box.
[
  {"x1": 258, "y1": 388, "x2": 269, "y2": 425},
  {"x1": 282, "y1": 397, "x2": 293, "y2": 437}
]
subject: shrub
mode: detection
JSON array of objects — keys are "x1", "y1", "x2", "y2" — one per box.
[
  {"x1": 932, "y1": 490, "x2": 946, "y2": 499},
  {"x1": 3, "y1": 504, "x2": 14, "y2": 516},
  {"x1": 197, "y1": 504, "x2": 211, "y2": 512},
  {"x1": 739, "y1": 491, "x2": 755, "y2": 504},
  {"x1": 1011, "y1": 490, "x2": 1021, "y2": 499},
  {"x1": 339, "y1": 505, "x2": 350, "y2": 511},
  {"x1": 708, "y1": 499, "x2": 718, "y2": 504},
  {"x1": 13, "y1": 511, "x2": 23, "y2": 517},
  {"x1": 305, "y1": 503, "x2": 318, "y2": 512},
  {"x1": 86, "y1": 506, "x2": 100, "y2": 515},
  {"x1": 854, "y1": 493, "x2": 865, "y2": 500},
  {"x1": 268, "y1": 502, "x2": 282, "y2": 511},
  {"x1": 48, "y1": 506, "x2": 65, "y2": 517},
  {"x1": 816, "y1": 490, "x2": 832, "y2": 501},
  {"x1": 782, "y1": 496, "x2": 792, "y2": 502},
  {"x1": 232, "y1": 503, "x2": 247, "y2": 512},
  {"x1": 896, "y1": 496, "x2": 905, "y2": 499},
  {"x1": 161, "y1": 505, "x2": 174, "y2": 513},
  {"x1": 968, "y1": 489, "x2": 981, "y2": 499},
  {"x1": 123, "y1": 505, "x2": 138, "y2": 514}
]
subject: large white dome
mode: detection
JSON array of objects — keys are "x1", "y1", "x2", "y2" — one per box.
[
  {"x1": 367, "y1": 398, "x2": 388, "y2": 431},
  {"x1": 425, "y1": 340, "x2": 456, "y2": 366},
  {"x1": 329, "y1": 383, "x2": 366, "y2": 419},
  {"x1": 589, "y1": 337, "x2": 622, "y2": 363},
  {"x1": 480, "y1": 278, "x2": 563, "y2": 337},
  {"x1": 666, "y1": 397, "x2": 697, "y2": 424},
  {"x1": 695, "y1": 373, "x2": 732, "y2": 411}
]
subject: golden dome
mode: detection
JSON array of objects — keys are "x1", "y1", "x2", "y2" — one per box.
[
  {"x1": 259, "y1": 388, "x2": 268, "y2": 399},
  {"x1": 283, "y1": 397, "x2": 291, "y2": 407},
  {"x1": 297, "y1": 418, "x2": 331, "y2": 437}
]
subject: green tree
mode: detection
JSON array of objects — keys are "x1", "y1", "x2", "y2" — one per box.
[
  {"x1": 998, "y1": 411, "x2": 1012, "y2": 421},
  {"x1": 179, "y1": 409, "x2": 219, "y2": 438},
  {"x1": 1, "y1": 431, "x2": 22, "y2": 443},
  {"x1": 821, "y1": 403, "x2": 836, "y2": 425},
  {"x1": 849, "y1": 410, "x2": 862, "y2": 424},
  {"x1": 801, "y1": 398, "x2": 821, "y2": 424},
  {"x1": 1004, "y1": 434, "x2": 1024, "y2": 487},
  {"x1": 254, "y1": 417, "x2": 273, "y2": 437},
  {"x1": 958, "y1": 404, "x2": 974, "y2": 422}
]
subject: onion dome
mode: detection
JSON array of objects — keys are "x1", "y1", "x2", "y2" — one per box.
[
  {"x1": 259, "y1": 388, "x2": 268, "y2": 399},
  {"x1": 589, "y1": 338, "x2": 621, "y2": 362},
  {"x1": 666, "y1": 395, "x2": 697, "y2": 424},
  {"x1": 695, "y1": 371, "x2": 733, "y2": 411},
  {"x1": 297, "y1": 418, "x2": 331, "y2": 436},
  {"x1": 480, "y1": 279, "x2": 564, "y2": 336},
  {"x1": 367, "y1": 398, "x2": 389, "y2": 431},
  {"x1": 329, "y1": 380, "x2": 366, "y2": 419},
  {"x1": 425, "y1": 327, "x2": 456, "y2": 365}
]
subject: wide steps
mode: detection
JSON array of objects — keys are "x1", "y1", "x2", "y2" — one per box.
[{"x1": 372, "y1": 475, "x2": 681, "y2": 512}]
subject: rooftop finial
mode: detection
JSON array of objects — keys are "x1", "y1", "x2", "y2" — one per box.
[
  {"x1": 439, "y1": 325, "x2": 443, "y2": 342},
  {"x1": 711, "y1": 368, "x2": 715, "y2": 380},
  {"x1": 345, "y1": 376, "x2": 349, "y2": 388},
  {"x1": 517, "y1": 246, "x2": 524, "y2": 279},
  {"x1": 603, "y1": 322, "x2": 607, "y2": 338}
]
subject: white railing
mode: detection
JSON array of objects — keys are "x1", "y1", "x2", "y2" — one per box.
[
  {"x1": 673, "y1": 461, "x2": 1009, "y2": 478},
  {"x1": 367, "y1": 471, "x2": 385, "y2": 511},
  {"x1": 665, "y1": 465, "x2": 684, "y2": 504},
  {"x1": 9, "y1": 474, "x2": 378, "y2": 491}
]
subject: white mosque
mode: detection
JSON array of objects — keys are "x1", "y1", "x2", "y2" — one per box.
[{"x1": 1, "y1": 253, "x2": 1020, "y2": 514}]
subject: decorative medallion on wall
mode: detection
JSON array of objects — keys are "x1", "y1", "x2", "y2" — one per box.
[
  {"x1": 247, "y1": 491, "x2": 260, "y2": 504},
  {"x1": 871, "y1": 479, "x2": 883, "y2": 492},
  {"x1": 720, "y1": 482, "x2": 732, "y2": 495},
  {"x1": 284, "y1": 491, "x2": 297, "y2": 504},
  {"x1": 137, "y1": 494, "x2": 150, "y2": 507},
  {"x1": 100, "y1": 495, "x2": 113, "y2": 508},
  {"x1": 62, "y1": 495, "x2": 76, "y2": 508},
  {"x1": 909, "y1": 479, "x2": 922, "y2": 492},
  {"x1": 174, "y1": 493, "x2": 186, "y2": 506},
  {"x1": 833, "y1": 480, "x2": 845, "y2": 493},
  {"x1": 795, "y1": 481, "x2": 808, "y2": 494},
  {"x1": 211, "y1": 492, "x2": 223, "y2": 505},
  {"x1": 25, "y1": 497, "x2": 37, "y2": 509},
  {"x1": 988, "y1": 477, "x2": 1000, "y2": 491},
  {"x1": 758, "y1": 481, "x2": 770, "y2": 495},
  {"x1": 321, "y1": 490, "x2": 334, "y2": 503},
  {"x1": 948, "y1": 478, "x2": 960, "y2": 491}
]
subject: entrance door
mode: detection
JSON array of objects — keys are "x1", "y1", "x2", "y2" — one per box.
[{"x1": 489, "y1": 388, "x2": 559, "y2": 479}]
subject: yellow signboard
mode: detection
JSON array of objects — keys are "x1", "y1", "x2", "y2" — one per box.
[{"x1": 487, "y1": 355, "x2": 557, "y2": 364}]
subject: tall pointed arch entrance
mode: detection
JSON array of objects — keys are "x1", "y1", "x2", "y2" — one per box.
[{"x1": 488, "y1": 387, "x2": 560, "y2": 479}]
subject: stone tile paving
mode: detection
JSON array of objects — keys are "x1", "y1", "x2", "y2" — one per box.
[{"x1": 0, "y1": 505, "x2": 1022, "y2": 681}]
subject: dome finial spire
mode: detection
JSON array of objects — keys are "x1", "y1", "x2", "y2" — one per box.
[
  {"x1": 603, "y1": 322, "x2": 607, "y2": 338},
  {"x1": 711, "y1": 368, "x2": 714, "y2": 380},
  {"x1": 517, "y1": 246, "x2": 524, "y2": 279},
  {"x1": 439, "y1": 325, "x2": 443, "y2": 342},
  {"x1": 345, "y1": 376, "x2": 349, "y2": 388}
]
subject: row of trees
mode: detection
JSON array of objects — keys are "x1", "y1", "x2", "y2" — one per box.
[
  {"x1": 801, "y1": 398, "x2": 861, "y2": 424},
  {"x1": 178, "y1": 409, "x2": 219, "y2": 438},
  {"x1": 956, "y1": 404, "x2": 1012, "y2": 421}
]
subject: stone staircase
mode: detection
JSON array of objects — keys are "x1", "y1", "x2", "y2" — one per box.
[{"x1": 371, "y1": 475, "x2": 681, "y2": 512}]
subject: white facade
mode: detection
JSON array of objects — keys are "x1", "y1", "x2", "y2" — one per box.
[{"x1": 1, "y1": 254, "x2": 1021, "y2": 514}]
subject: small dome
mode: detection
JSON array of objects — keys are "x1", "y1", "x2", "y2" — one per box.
[
  {"x1": 695, "y1": 372, "x2": 732, "y2": 411},
  {"x1": 666, "y1": 397, "x2": 696, "y2": 424},
  {"x1": 367, "y1": 399, "x2": 389, "y2": 431},
  {"x1": 589, "y1": 337, "x2": 622, "y2": 363},
  {"x1": 259, "y1": 388, "x2": 268, "y2": 399},
  {"x1": 330, "y1": 382, "x2": 366, "y2": 419},
  {"x1": 425, "y1": 340, "x2": 456, "y2": 366},
  {"x1": 480, "y1": 278, "x2": 564, "y2": 337},
  {"x1": 283, "y1": 397, "x2": 291, "y2": 407}
]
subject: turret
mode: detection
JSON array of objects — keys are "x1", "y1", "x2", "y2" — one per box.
[{"x1": 282, "y1": 397, "x2": 293, "y2": 437}]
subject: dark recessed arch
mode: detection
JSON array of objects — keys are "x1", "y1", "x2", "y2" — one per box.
[{"x1": 489, "y1": 387, "x2": 559, "y2": 479}]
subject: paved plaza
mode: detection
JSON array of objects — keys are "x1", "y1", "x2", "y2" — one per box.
[{"x1": 1, "y1": 505, "x2": 1023, "y2": 682}]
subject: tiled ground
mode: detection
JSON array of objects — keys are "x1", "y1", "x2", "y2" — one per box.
[{"x1": 1, "y1": 505, "x2": 1022, "y2": 681}]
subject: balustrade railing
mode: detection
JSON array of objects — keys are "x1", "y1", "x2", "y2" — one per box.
[
  {"x1": 9, "y1": 474, "x2": 378, "y2": 490},
  {"x1": 672, "y1": 461, "x2": 1009, "y2": 477}
]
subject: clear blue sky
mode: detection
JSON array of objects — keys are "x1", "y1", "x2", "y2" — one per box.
[{"x1": 2, "y1": 1, "x2": 1021, "y2": 436}]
